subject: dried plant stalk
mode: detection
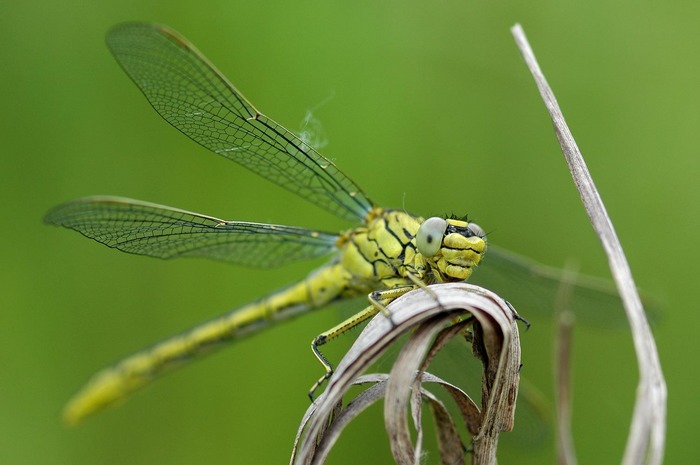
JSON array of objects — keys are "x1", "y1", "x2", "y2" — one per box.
[
  {"x1": 555, "y1": 311, "x2": 577, "y2": 465},
  {"x1": 511, "y1": 23, "x2": 667, "y2": 465},
  {"x1": 290, "y1": 283, "x2": 522, "y2": 465}
]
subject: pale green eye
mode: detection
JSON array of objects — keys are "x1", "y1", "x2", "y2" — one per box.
[
  {"x1": 416, "y1": 217, "x2": 447, "y2": 257},
  {"x1": 468, "y1": 223, "x2": 485, "y2": 240}
]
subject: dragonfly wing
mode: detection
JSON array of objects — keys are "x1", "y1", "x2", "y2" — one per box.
[
  {"x1": 45, "y1": 196, "x2": 339, "y2": 268},
  {"x1": 427, "y1": 336, "x2": 552, "y2": 449},
  {"x1": 472, "y1": 246, "x2": 633, "y2": 327},
  {"x1": 105, "y1": 22, "x2": 373, "y2": 222}
]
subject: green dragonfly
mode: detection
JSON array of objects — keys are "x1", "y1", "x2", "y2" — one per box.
[{"x1": 46, "y1": 22, "x2": 625, "y2": 426}]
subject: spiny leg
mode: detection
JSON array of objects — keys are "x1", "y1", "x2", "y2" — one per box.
[
  {"x1": 403, "y1": 274, "x2": 472, "y2": 336},
  {"x1": 308, "y1": 285, "x2": 416, "y2": 400},
  {"x1": 404, "y1": 272, "x2": 438, "y2": 300},
  {"x1": 309, "y1": 303, "x2": 378, "y2": 400},
  {"x1": 368, "y1": 284, "x2": 418, "y2": 319},
  {"x1": 504, "y1": 299, "x2": 531, "y2": 329}
]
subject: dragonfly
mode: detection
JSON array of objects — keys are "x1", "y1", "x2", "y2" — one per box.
[{"x1": 46, "y1": 22, "x2": 626, "y2": 426}]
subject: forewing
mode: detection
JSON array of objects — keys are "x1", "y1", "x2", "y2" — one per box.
[
  {"x1": 45, "y1": 196, "x2": 339, "y2": 268},
  {"x1": 106, "y1": 22, "x2": 373, "y2": 222},
  {"x1": 472, "y1": 246, "x2": 643, "y2": 327}
]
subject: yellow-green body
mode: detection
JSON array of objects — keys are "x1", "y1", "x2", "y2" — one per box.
[{"x1": 62, "y1": 207, "x2": 485, "y2": 424}]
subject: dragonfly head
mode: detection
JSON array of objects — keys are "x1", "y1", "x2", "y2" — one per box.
[{"x1": 416, "y1": 217, "x2": 487, "y2": 283}]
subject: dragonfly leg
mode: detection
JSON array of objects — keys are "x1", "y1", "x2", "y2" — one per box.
[
  {"x1": 308, "y1": 303, "x2": 381, "y2": 400},
  {"x1": 405, "y1": 272, "x2": 438, "y2": 299},
  {"x1": 308, "y1": 285, "x2": 419, "y2": 399},
  {"x1": 504, "y1": 299, "x2": 531, "y2": 330},
  {"x1": 368, "y1": 285, "x2": 416, "y2": 320}
]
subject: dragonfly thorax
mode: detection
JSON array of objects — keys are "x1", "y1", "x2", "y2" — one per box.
[{"x1": 337, "y1": 209, "x2": 486, "y2": 291}]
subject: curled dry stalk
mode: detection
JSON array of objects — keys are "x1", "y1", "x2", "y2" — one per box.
[
  {"x1": 291, "y1": 283, "x2": 522, "y2": 465},
  {"x1": 511, "y1": 24, "x2": 667, "y2": 465}
]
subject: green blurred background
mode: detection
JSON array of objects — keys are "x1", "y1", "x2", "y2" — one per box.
[{"x1": 2, "y1": 1, "x2": 696, "y2": 464}]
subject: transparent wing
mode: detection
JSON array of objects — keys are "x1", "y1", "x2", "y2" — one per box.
[
  {"x1": 429, "y1": 337, "x2": 552, "y2": 449},
  {"x1": 471, "y1": 246, "x2": 647, "y2": 327},
  {"x1": 106, "y1": 22, "x2": 373, "y2": 222},
  {"x1": 44, "y1": 196, "x2": 339, "y2": 268}
]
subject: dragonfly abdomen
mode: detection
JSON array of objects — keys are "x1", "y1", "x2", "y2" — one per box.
[{"x1": 63, "y1": 262, "x2": 353, "y2": 424}]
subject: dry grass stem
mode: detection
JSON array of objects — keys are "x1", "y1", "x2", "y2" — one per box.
[
  {"x1": 555, "y1": 311, "x2": 577, "y2": 465},
  {"x1": 511, "y1": 23, "x2": 667, "y2": 465}
]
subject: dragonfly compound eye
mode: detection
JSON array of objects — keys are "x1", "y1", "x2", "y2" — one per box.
[
  {"x1": 416, "y1": 217, "x2": 448, "y2": 257},
  {"x1": 467, "y1": 222, "x2": 486, "y2": 241}
]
